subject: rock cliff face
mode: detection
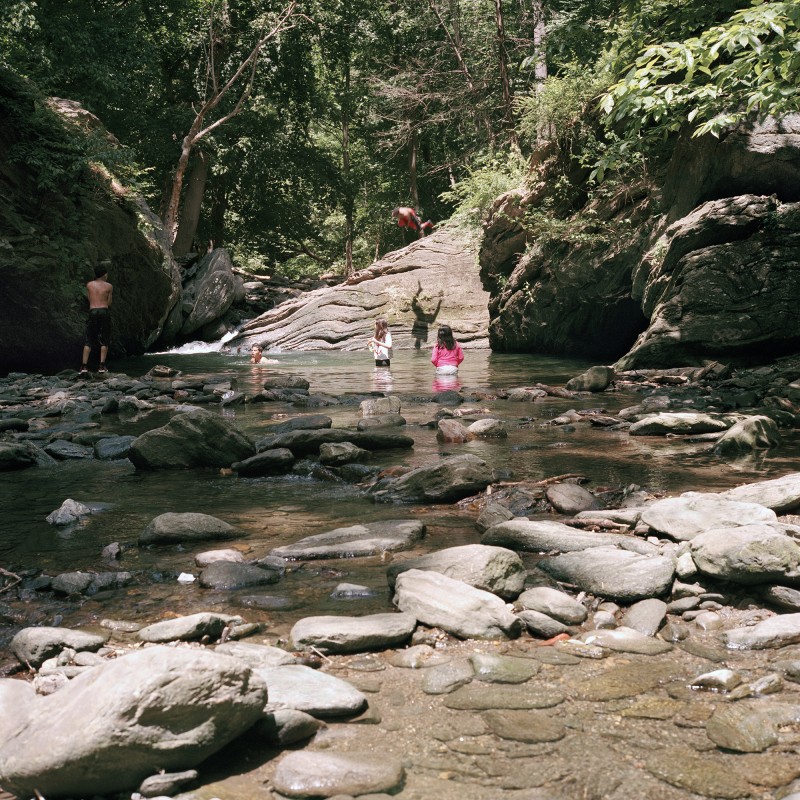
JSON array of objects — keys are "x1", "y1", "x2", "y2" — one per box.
[
  {"x1": 0, "y1": 75, "x2": 180, "y2": 373},
  {"x1": 480, "y1": 114, "x2": 800, "y2": 368},
  {"x1": 230, "y1": 229, "x2": 489, "y2": 352}
]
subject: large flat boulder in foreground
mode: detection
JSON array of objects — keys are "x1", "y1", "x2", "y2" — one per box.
[{"x1": 0, "y1": 647, "x2": 267, "y2": 798}]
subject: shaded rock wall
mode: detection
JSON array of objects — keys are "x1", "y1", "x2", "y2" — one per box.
[
  {"x1": 479, "y1": 114, "x2": 800, "y2": 368},
  {"x1": 230, "y1": 229, "x2": 489, "y2": 352},
  {"x1": 0, "y1": 74, "x2": 180, "y2": 373}
]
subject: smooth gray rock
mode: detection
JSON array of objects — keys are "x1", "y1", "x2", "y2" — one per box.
[
  {"x1": 214, "y1": 641, "x2": 298, "y2": 668},
  {"x1": 0, "y1": 678, "x2": 35, "y2": 742},
  {"x1": 128, "y1": 409, "x2": 255, "y2": 469},
  {"x1": 361, "y1": 396, "x2": 402, "y2": 417},
  {"x1": 198, "y1": 561, "x2": 281, "y2": 590},
  {"x1": 714, "y1": 414, "x2": 781, "y2": 454},
  {"x1": 579, "y1": 627, "x2": 673, "y2": 655},
  {"x1": 137, "y1": 612, "x2": 236, "y2": 643},
  {"x1": 565, "y1": 365, "x2": 614, "y2": 392},
  {"x1": 545, "y1": 482, "x2": 600, "y2": 515},
  {"x1": 690, "y1": 524, "x2": 800, "y2": 584},
  {"x1": 0, "y1": 647, "x2": 267, "y2": 798},
  {"x1": 318, "y1": 441, "x2": 370, "y2": 465},
  {"x1": 482, "y1": 518, "x2": 657, "y2": 555},
  {"x1": 422, "y1": 659, "x2": 475, "y2": 694},
  {"x1": 231, "y1": 447, "x2": 295, "y2": 476},
  {"x1": 194, "y1": 548, "x2": 245, "y2": 566},
  {"x1": 94, "y1": 435, "x2": 136, "y2": 460},
  {"x1": 470, "y1": 652, "x2": 541, "y2": 684},
  {"x1": 373, "y1": 453, "x2": 492, "y2": 503},
  {"x1": 272, "y1": 750, "x2": 405, "y2": 798},
  {"x1": 620, "y1": 598, "x2": 667, "y2": 636},
  {"x1": 516, "y1": 610, "x2": 571, "y2": 639},
  {"x1": 724, "y1": 613, "x2": 800, "y2": 649},
  {"x1": 538, "y1": 546, "x2": 675, "y2": 601},
  {"x1": 639, "y1": 493, "x2": 776, "y2": 541},
  {"x1": 357, "y1": 412, "x2": 406, "y2": 430},
  {"x1": 517, "y1": 586, "x2": 588, "y2": 624},
  {"x1": 139, "y1": 512, "x2": 238, "y2": 546},
  {"x1": 253, "y1": 708, "x2": 323, "y2": 746},
  {"x1": 476, "y1": 502, "x2": 515, "y2": 532},
  {"x1": 290, "y1": 613, "x2": 417, "y2": 654},
  {"x1": 138, "y1": 769, "x2": 197, "y2": 798},
  {"x1": 10, "y1": 627, "x2": 107, "y2": 669},
  {"x1": 467, "y1": 418, "x2": 508, "y2": 437},
  {"x1": 44, "y1": 439, "x2": 94, "y2": 460},
  {"x1": 271, "y1": 519, "x2": 424, "y2": 560},
  {"x1": 393, "y1": 569, "x2": 521, "y2": 640},
  {"x1": 0, "y1": 440, "x2": 55, "y2": 470},
  {"x1": 258, "y1": 664, "x2": 367, "y2": 717},
  {"x1": 46, "y1": 498, "x2": 92, "y2": 526},
  {"x1": 629, "y1": 412, "x2": 731, "y2": 436},
  {"x1": 722, "y1": 472, "x2": 800, "y2": 513},
  {"x1": 387, "y1": 544, "x2": 526, "y2": 600}
]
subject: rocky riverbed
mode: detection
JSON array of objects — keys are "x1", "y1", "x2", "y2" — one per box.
[{"x1": 2, "y1": 355, "x2": 800, "y2": 800}]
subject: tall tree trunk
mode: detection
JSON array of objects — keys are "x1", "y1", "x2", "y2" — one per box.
[
  {"x1": 172, "y1": 150, "x2": 209, "y2": 257},
  {"x1": 493, "y1": 0, "x2": 519, "y2": 150},
  {"x1": 532, "y1": 0, "x2": 552, "y2": 144},
  {"x1": 209, "y1": 172, "x2": 229, "y2": 249},
  {"x1": 342, "y1": 14, "x2": 354, "y2": 277},
  {"x1": 409, "y1": 130, "x2": 419, "y2": 209}
]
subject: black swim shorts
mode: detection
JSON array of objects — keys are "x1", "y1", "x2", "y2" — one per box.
[{"x1": 85, "y1": 308, "x2": 111, "y2": 347}]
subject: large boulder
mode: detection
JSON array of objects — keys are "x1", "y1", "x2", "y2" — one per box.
[
  {"x1": 372, "y1": 454, "x2": 493, "y2": 503},
  {"x1": 176, "y1": 249, "x2": 240, "y2": 338},
  {"x1": 230, "y1": 230, "x2": 489, "y2": 352},
  {"x1": 538, "y1": 546, "x2": 676, "y2": 601},
  {"x1": 0, "y1": 79, "x2": 180, "y2": 373},
  {"x1": 689, "y1": 524, "x2": 800, "y2": 584},
  {"x1": 139, "y1": 512, "x2": 238, "y2": 546},
  {"x1": 387, "y1": 544, "x2": 526, "y2": 600},
  {"x1": 393, "y1": 569, "x2": 522, "y2": 640},
  {"x1": 618, "y1": 194, "x2": 800, "y2": 368},
  {"x1": 0, "y1": 647, "x2": 268, "y2": 798},
  {"x1": 289, "y1": 612, "x2": 417, "y2": 654},
  {"x1": 128, "y1": 409, "x2": 255, "y2": 469}
]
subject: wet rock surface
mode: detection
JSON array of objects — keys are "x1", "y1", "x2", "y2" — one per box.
[{"x1": 5, "y1": 357, "x2": 800, "y2": 800}]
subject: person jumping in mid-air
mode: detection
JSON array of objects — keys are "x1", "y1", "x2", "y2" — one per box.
[{"x1": 392, "y1": 206, "x2": 433, "y2": 238}]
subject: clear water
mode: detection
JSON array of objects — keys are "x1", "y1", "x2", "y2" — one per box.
[{"x1": 1, "y1": 348, "x2": 797, "y2": 644}]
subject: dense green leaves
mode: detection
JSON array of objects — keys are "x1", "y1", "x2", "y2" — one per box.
[{"x1": 601, "y1": 1, "x2": 800, "y2": 140}]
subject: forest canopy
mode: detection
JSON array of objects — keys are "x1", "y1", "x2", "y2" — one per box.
[{"x1": 1, "y1": 0, "x2": 798, "y2": 277}]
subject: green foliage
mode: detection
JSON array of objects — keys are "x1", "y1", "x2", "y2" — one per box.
[
  {"x1": 439, "y1": 152, "x2": 528, "y2": 228},
  {"x1": 601, "y1": 0, "x2": 800, "y2": 141}
]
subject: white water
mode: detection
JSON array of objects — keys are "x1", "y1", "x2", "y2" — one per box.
[{"x1": 151, "y1": 329, "x2": 238, "y2": 355}]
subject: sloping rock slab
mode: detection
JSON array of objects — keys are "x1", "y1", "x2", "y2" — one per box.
[
  {"x1": 271, "y1": 519, "x2": 425, "y2": 560},
  {"x1": 138, "y1": 612, "x2": 234, "y2": 643},
  {"x1": 0, "y1": 647, "x2": 267, "y2": 798},
  {"x1": 629, "y1": 412, "x2": 731, "y2": 436},
  {"x1": 290, "y1": 612, "x2": 417, "y2": 654},
  {"x1": 640, "y1": 493, "x2": 776, "y2": 541},
  {"x1": 232, "y1": 230, "x2": 489, "y2": 351},
  {"x1": 722, "y1": 472, "x2": 800, "y2": 514},
  {"x1": 538, "y1": 546, "x2": 675, "y2": 601},
  {"x1": 393, "y1": 569, "x2": 521, "y2": 640},
  {"x1": 387, "y1": 543, "x2": 526, "y2": 600},
  {"x1": 482, "y1": 518, "x2": 657, "y2": 555}
]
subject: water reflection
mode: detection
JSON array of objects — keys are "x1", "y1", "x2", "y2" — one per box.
[
  {"x1": 432, "y1": 372, "x2": 461, "y2": 393},
  {"x1": 372, "y1": 367, "x2": 394, "y2": 393}
]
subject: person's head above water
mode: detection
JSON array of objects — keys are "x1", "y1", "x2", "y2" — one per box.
[{"x1": 437, "y1": 324, "x2": 456, "y2": 350}]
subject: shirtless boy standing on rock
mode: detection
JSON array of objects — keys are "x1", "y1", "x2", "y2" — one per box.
[{"x1": 80, "y1": 265, "x2": 113, "y2": 375}]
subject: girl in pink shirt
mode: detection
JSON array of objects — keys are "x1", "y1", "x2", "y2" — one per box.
[{"x1": 431, "y1": 325, "x2": 464, "y2": 374}]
